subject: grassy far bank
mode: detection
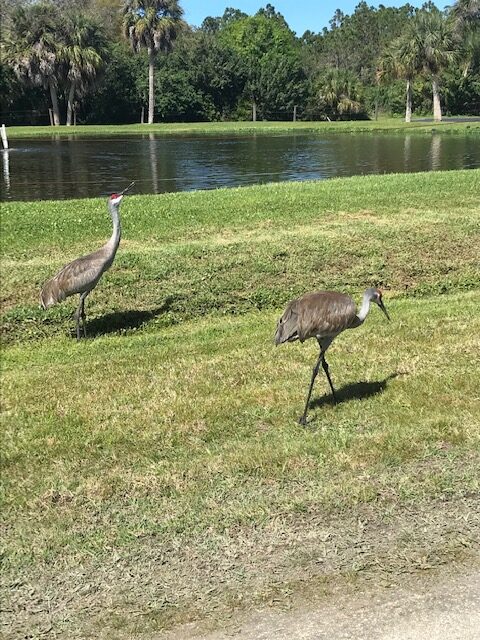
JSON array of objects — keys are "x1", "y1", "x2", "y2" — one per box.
[
  {"x1": 4, "y1": 117, "x2": 480, "y2": 139},
  {"x1": 1, "y1": 170, "x2": 480, "y2": 637}
]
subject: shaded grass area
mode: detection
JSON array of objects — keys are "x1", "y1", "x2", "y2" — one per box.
[
  {"x1": 1, "y1": 170, "x2": 480, "y2": 637},
  {"x1": 5, "y1": 118, "x2": 480, "y2": 139}
]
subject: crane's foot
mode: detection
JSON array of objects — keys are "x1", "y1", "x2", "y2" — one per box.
[{"x1": 298, "y1": 415, "x2": 308, "y2": 427}]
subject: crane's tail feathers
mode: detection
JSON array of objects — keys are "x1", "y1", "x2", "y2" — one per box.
[{"x1": 40, "y1": 278, "x2": 66, "y2": 309}]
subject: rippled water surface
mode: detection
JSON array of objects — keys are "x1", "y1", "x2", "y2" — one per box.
[{"x1": 2, "y1": 132, "x2": 480, "y2": 201}]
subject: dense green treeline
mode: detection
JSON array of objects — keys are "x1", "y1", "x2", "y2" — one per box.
[{"x1": 1, "y1": 0, "x2": 479, "y2": 125}]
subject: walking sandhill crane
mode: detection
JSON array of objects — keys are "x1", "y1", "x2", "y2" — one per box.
[
  {"x1": 275, "y1": 288, "x2": 390, "y2": 425},
  {"x1": 40, "y1": 182, "x2": 135, "y2": 339}
]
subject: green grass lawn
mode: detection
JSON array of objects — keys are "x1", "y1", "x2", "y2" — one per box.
[
  {"x1": 5, "y1": 118, "x2": 480, "y2": 139},
  {"x1": 1, "y1": 170, "x2": 480, "y2": 638}
]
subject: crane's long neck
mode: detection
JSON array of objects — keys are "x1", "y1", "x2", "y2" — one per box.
[
  {"x1": 356, "y1": 291, "x2": 372, "y2": 325},
  {"x1": 106, "y1": 204, "x2": 121, "y2": 257}
]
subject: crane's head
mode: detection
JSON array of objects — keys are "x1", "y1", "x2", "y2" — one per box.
[
  {"x1": 367, "y1": 287, "x2": 390, "y2": 321},
  {"x1": 108, "y1": 182, "x2": 135, "y2": 208},
  {"x1": 109, "y1": 193, "x2": 123, "y2": 207}
]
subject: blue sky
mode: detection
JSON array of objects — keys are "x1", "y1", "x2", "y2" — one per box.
[{"x1": 182, "y1": 1, "x2": 449, "y2": 36}]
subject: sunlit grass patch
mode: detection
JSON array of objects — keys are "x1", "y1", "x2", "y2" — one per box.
[{"x1": 1, "y1": 170, "x2": 479, "y2": 344}]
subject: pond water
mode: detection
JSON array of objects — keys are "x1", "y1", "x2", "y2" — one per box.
[{"x1": 2, "y1": 132, "x2": 480, "y2": 201}]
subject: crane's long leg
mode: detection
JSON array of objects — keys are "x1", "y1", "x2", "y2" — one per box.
[
  {"x1": 322, "y1": 356, "x2": 337, "y2": 402},
  {"x1": 299, "y1": 349, "x2": 325, "y2": 426},
  {"x1": 75, "y1": 292, "x2": 89, "y2": 340},
  {"x1": 75, "y1": 297, "x2": 82, "y2": 340},
  {"x1": 318, "y1": 337, "x2": 336, "y2": 402},
  {"x1": 298, "y1": 337, "x2": 335, "y2": 426},
  {"x1": 80, "y1": 293, "x2": 88, "y2": 338}
]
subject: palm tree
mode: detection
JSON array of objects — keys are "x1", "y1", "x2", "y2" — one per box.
[
  {"x1": 6, "y1": 2, "x2": 63, "y2": 125},
  {"x1": 450, "y1": 0, "x2": 480, "y2": 29},
  {"x1": 62, "y1": 14, "x2": 106, "y2": 126},
  {"x1": 450, "y1": 0, "x2": 480, "y2": 77},
  {"x1": 377, "y1": 39, "x2": 419, "y2": 123},
  {"x1": 122, "y1": 0, "x2": 185, "y2": 124},
  {"x1": 412, "y1": 10, "x2": 456, "y2": 122},
  {"x1": 460, "y1": 28, "x2": 480, "y2": 76},
  {"x1": 316, "y1": 69, "x2": 364, "y2": 119}
]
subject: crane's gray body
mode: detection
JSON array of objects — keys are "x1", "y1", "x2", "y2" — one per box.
[
  {"x1": 40, "y1": 234, "x2": 119, "y2": 308},
  {"x1": 275, "y1": 288, "x2": 390, "y2": 425},
  {"x1": 275, "y1": 291, "x2": 359, "y2": 345},
  {"x1": 40, "y1": 194, "x2": 123, "y2": 338}
]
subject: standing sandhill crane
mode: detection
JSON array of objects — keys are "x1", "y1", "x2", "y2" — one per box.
[
  {"x1": 40, "y1": 182, "x2": 135, "y2": 339},
  {"x1": 275, "y1": 288, "x2": 390, "y2": 425}
]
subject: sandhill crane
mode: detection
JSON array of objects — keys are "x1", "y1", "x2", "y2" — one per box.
[
  {"x1": 275, "y1": 288, "x2": 390, "y2": 425},
  {"x1": 40, "y1": 182, "x2": 135, "y2": 339}
]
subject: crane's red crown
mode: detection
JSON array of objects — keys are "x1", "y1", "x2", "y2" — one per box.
[{"x1": 110, "y1": 193, "x2": 120, "y2": 199}]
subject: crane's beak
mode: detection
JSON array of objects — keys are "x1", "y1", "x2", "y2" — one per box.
[
  {"x1": 378, "y1": 299, "x2": 391, "y2": 321},
  {"x1": 120, "y1": 181, "x2": 136, "y2": 196}
]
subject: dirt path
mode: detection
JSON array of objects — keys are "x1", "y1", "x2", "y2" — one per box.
[{"x1": 157, "y1": 564, "x2": 480, "y2": 640}]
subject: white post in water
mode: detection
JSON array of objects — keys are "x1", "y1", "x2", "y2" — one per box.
[
  {"x1": 1, "y1": 124, "x2": 8, "y2": 150},
  {"x1": 3, "y1": 148, "x2": 10, "y2": 193}
]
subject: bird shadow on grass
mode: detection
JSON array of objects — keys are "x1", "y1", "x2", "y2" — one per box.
[
  {"x1": 82, "y1": 296, "x2": 176, "y2": 338},
  {"x1": 309, "y1": 372, "x2": 400, "y2": 410}
]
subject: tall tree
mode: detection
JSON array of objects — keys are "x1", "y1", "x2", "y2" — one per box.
[
  {"x1": 201, "y1": 6, "x2": 248, "y2": 33},
  {"x1": 377, "y1": 33, "x2": 420, "y2": 122},
  {"x1": 219, "y1": 8, "x2": 305, "y2": 120},
  {"x1": 451, "y1": 0, "x2": 480, "y2": 29},
  {"x1": 122, "y1": 0, "x2": 185, "y2": 124},
  {"x1": 459, "y1": 28, "x2": 480, "y2": 76},
  {"x1": 62, "y1": 13, "x2": 106, "y2": 125},
  {"x1": 451, "y1": 0, "x2": 480, "y2": 76},
  {"x1": 412, "y1": 10, "x2": 456, "y2": 121},
  {"x1": 5, "y1": 2, "x2": 64, "y2": 125},
  {"x1": 180, "y1": 31, "x2": 246, "y2": 119}
]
